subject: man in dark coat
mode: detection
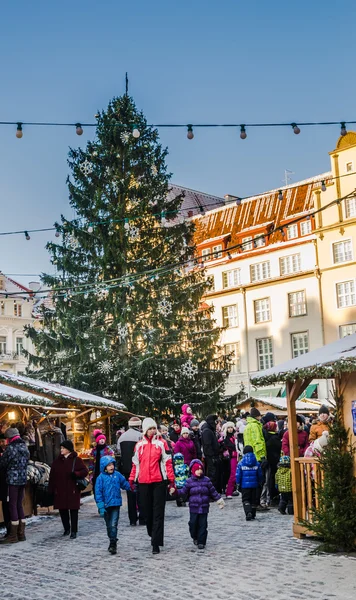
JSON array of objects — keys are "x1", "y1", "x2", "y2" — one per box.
[
  {"x1": 190, "y1": 419, "x2": 202, "y2": 460},
  {"x1": 201, "y1": 415, "x2": 222, "y2": 492},
  {"x1": 117, "y1": 417, "x2": 145, "y2": 526},
  {"x1": 48, "y1": 440, "x2": 88, "y2": 538}
]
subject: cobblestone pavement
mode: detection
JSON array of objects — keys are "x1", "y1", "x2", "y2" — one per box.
[{"x1": 1, "y1": 495, "x2": 355, "y2": 600}]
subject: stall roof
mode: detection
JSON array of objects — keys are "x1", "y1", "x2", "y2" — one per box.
[
  {"x1": 0, "y1": 371, "x2": 126, "y2": 411},
  {"x1": 251, "y1": 334, "x2": 356, "y2": 386},
  {"x1": 247, "y1": 396, "x2": 323, "y2": 413},
  {"x1": 0, "y1": 383, "x2": 55, "y2": 408}
]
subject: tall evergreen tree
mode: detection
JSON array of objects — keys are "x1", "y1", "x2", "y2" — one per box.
[{"x1": 26, "y1": 94, "x2": 229, "y2": 416}]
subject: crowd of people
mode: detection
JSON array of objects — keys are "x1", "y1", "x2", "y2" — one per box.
[{"x1": 0, "y1": 402, "x2": 332, "y2": 554}]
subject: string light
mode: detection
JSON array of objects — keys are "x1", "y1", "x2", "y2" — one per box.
[
  {"x1": 75, "y1": 123, "x2": 83, "y2": 136},
  {"x1": 235, "y1": 198, "x2": 242, "y2": 206},
  {"x1": 24, "y1": 231, "x2": 30, "y2": 241},
  {"x1": 227, "y1": 252, "x2": 232, "y2": 260},
  {"x1": 340, "y1": 122, "x2": 347, "y2": 136},
  {"x1": 124, "y1": 218, "x2": 130, "y2": 231},
  {"x1": 55, "y1": 229, "x2": 60, "y2": 238},
  {"x1": 187, "y1": 125, "x2": 194, "y2": 140},
  {"x1": 199, "y1": 206, "x2": 205, "y2": 216},
  {"x1": 16, "y1": 123, "x2": 23, "y2": 139},
  {"x1": 292, "y1": 123, "x2": 300, "y2": 135},
  {"x1": 321, "y1": 180, "x2": 327, "y2": 192},
  {"x1": 278, "y1": 190, "x2": 283, "y2": 201},
  {"x1": 132, "y1": 128, "x2": 140, "y2": 138},
  {"x1": 88, "y1": 225, "x2": 94, "y2": 233},
  {"x1": 240, "y1": 125, "x2": 247, "y2": 140}
]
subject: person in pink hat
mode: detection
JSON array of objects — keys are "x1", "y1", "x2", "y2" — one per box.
[
  {"x1": 180, "y1": 404, "x2": 195, "y2": 428},
  {"x1": 88, "y1": 429, "x2": 115, "y2": 495}
]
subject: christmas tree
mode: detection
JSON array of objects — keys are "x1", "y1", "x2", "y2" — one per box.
[{"x1": 26, "y1": 94, "x2": 230, "y2": 416}]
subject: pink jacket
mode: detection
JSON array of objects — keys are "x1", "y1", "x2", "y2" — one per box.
[
  {"x1": 174, "y1": 436, "x2": 197, "y2": 465},
  {"x1": 180, "y1": 404, "x2": 195, "y2": 427}
]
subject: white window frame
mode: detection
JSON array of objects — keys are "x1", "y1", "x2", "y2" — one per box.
[
  {"x1": 339, "y1": 323, "x2": 356, "y2": 338},
  {"x1": 0, "y1": 336, "x2": 7, "y2": 354},
  {"x1": 201, "y1": 248, "x2": 210, "y2": 262},
  {"x1": 300, "y1": 220, "x2": 312, "y2": 236},
  {"x1": 288, "y1": 290, "x2": 307, "y2": 317},
  {"x1": 16, "y1": 337, "x2": 24, "y2": 356},
  {"x1": 224, "y1": 343, "x2": 241, "y2": 373},
  {"x1": 250, "y1": 261, "x2": 271, "y2": 283},
  {"x1": 222, "y1": 305, "x2": 238, "y2": 328},
  {"x1": 212, "y1": 244, "x2": 223, "y2": 259},
  {"x1": 14, "y1": 303, "x2": 22, "y2": 317},
  {"x1": 254, "y1": 234, "x2": 266, "y2": 248},
  {"x1": 254, "y1": 298, "x2": 271, "y2": 323},
  {"x1": 291, "y1": 331, "x2": 309, "y2": 358},
  {"x1": 256, "y1": 338, "x2": 273, "y2": 370},
  {"x1": 346, "y1": 161, "x2": 353, "y2": 173},
  {"x1": 0, "y1": 301, "x2": 5, "y2": 316},
  {"x1": 336, "y1": 280, "x2": 356, "y2": 308},
  {"x1": 242, "y1": 236, "x2": 253, "y2": 251},
  {"x1": 345, "y1": 197, "x2": 356, "y2": 219},
  {"x1": 222, "y1": 269, "x2": 240, "y2": 289},
  {"x1": 287, "y1": 224, "x2": 298, "y2": 240},
  {"x1": 332, "y1": 239, "x2": 353, "y2": 264},
  {"x1": 280, "y1": 254, "x2": 301, "y2": 276}
]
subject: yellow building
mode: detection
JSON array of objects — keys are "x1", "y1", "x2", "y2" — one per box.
[{"x1": 193, "y1": 134, "x2": 356, "y2": 401}]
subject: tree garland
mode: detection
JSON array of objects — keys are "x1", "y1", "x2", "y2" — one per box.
[
  {"x1": 0, "y1": 393, "x2": 54, "y2": 408},
  {"x1": 250, "y1": 357, "x2": 356, "y2": 387}
]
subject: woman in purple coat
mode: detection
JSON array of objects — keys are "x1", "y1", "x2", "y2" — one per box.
[
  {"x1": 178, "y1": 459, "x2": 225, "y2": 549},
  {"x1": 173, "y1": 428, "x2": 197, "y2": 465}
]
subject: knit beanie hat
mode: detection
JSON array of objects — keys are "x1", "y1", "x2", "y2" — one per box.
[
  {"x1": 181, "y1": 427, "x2": 190, "y2": 435},
  {"x1": 264, "y1": 421, "x2": 277, "y2": 432},
  {"x1": 319, "y1": 405, "x2": 330, "y2": 416},
  {"x1": 128, "y1": 417, "x2": 142, "y2": 428},
  {"x1": 60, "y1": 440, "x2": 74, "y2": 452},
  {"x1": 190, "y1": 460, "x2": 204, "y2": 476},
  {"x1": 262, "y1": 412, "x2": 276, "y2": 424},
  {"x1": 250, "y1": 408, "x2": 261, "y2": 418},
  {"x1": 296, "y1": 415, "x2": 305, "y2": 425},
  {"x1": 142, "y1": 417, "x2": 157, "y2": 435},
  {"x1": 190, "y1": 419, "x2": 200, "y2": 427},
  {"x1": 5, "y1": 427, "x2": 20, "y2": 439},
  {"x1": 93, "y1": 429, "x2": 106, "y2": 444},
  {"x1": 243, "y1": 445, "x2": 254, "y2": 454}
]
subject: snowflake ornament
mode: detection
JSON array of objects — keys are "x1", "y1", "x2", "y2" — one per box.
[
  {"x1": 67, "y1": 235, "x2": 79, "y2": 250},
  {"x1": 180, "y1": 360, "x2": 198, "y2": 379},
  {"x1": 96, "y1": 286, "x2": 109, "y2": 300},
  {"x1": 98, "y1": 360, "x2": 113, "y2": 374},
  {"x1": 157, "y1": 298, "x2": 172, "y2": 317},
  {"x1": 79, "y1": 159, "x2": 93, "y2": 177},
  {"x1": 112, "y1": 180, "x2": 119, "y2": 194},
  {"x1": 120, "y1": 132, "x2": 130, "y2": 144},
  {"x1": 129, "y1": 226, "x2": 139, "y2": 240},
  {"x1": 117, "y1": 324, "x2": 128, "y2": 343}
]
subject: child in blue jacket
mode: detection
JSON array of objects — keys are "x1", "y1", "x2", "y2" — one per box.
[
  {"x1": 236, "y1": 445, "x2": 263, "y2": 521},
  {"x1": 95, "y1": 455, "x2": 131, "y2": 554}
]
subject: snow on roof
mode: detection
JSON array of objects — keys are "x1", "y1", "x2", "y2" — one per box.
[
  {"x1": 0, "y1": 371, "x2": 126, "y2": 410},
  {"x1": 0, "y1": 272, "x2": 33, "y2": 297},
  {"x1": 251, "y1": 333, "x2": 356, "y2": 386},
  {"x1": 249, "y1": 396, "x2": 322, "y2": 413},
  {"x1": 0, "y1": 382, "x2": 55, "y2": 407}
]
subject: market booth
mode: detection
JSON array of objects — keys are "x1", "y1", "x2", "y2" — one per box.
[
  {"x1": 0, "y1": 370, "x2": 128, "y2": 522},
  {"x1": 251, "y1": 333, "x2": 356, "y2": 539},
  {"x1": 235, "y1": 395, "x2": 322, "y2": 417}
]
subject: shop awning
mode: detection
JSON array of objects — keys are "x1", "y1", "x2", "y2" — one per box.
[
  {"x1": 254, "y1": 387, "x2": 282, "y2": 398},
  {"x1": 281, "y1": 383, "x2": 318, "y2": 399}
]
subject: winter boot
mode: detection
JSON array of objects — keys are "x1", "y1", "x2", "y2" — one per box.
[
  {"x1": 17, "y1": 521, "x2": 26, "y2": 542},
  {"x1": 246, "y1": 512, "x2": 253, "y2": 521},
  {"x1": 0, "y1": 523, "x2": 19, "y2": 544},
  {"x1": 0, "y1": 522, "x2": 11, "y2": 542},
  {"x1": 108, "y1": 541, "x2": 117, "y2": 555}
]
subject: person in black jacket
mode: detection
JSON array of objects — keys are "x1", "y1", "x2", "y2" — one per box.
[
  {"x1": 190, "y1": 419, "x2": 202, "y2": 460},
  {"x1": 168, "y1": 420, "x2": 181, "y2": 444},
  {"x1": 263, "y1": 418, "x2": 282, "y2": 505},
  {"x1": 117, "y1": 417, "x2": 145, "y2": 526},
  {"x1": 201, "y1": 415, "x2": 222, "y2": 492}
]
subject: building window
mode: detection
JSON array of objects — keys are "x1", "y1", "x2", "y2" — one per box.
[
  {"x1": 0, "y1": 336, "x2": 7, "y2": 354},
  {"x1": 287, "y1": 224, "x2": 298, "y2": 240},
  {"x1": 222, "y1": 269, "x2": 240, "y2": 289},
  {"x1": 242, "y1": 236, "x2": 253, "y2": 251},
  {"x1": 212, "y1": 244, "x2": 222, "y2": 259},
  {"x1": 254, "y1": 298, "x2": 271, "y2": 323},
  {"x1": 300, "y1": 220, "x2": 312, "y2": 236},
  {"x1": 345, "y1": 197, "x2": 356, "y2": 218},
  {"x1": 16, "y1": 337, "x2": 24, "y2": 356},
  {"x1": 0, "y1": 301, "x2": 4, "y2": 316},
  {"x1": 0, "y1": 279, "x2": 4, "y2": 290},
  {"x1": 254, "y1": 235, "x2": 266, "y2": 248},
  {"x1": 250, "y1": 261, "x2": 271, "y2": 282},
  {"x1": 222, "y1": 305, "x2": 238, "y2": 328},
  {"x1": 346, "y1": 161, "x2": 353, "y2": 173},
  {"x1": 291, "y1": 332, "x2": 309, "y2": 358},
  {"x1": 340, "y1": 323, "x2": 356, "y2": 337},
  {"x1": 336, "y1": 280, "x2": 356, "y2": 308},
  {"x1": 225, "y1": 343, "x2": 241, "y2": 373},
  {"x1": 257, "y1": 338, "x2": 273, "y2": 370},
  {"x1": 288, "y1": 291, "x2": 307, "y2": 317},
  {"x1": 333, "y1": 240, "x2": 353, "y2": 264},
  {"x1": 201, "y1": 248, "x2": 210, "y2": 262},
  {"x1": 14, "y1": 303, "x2": 22, "y2": 317},
  {"x1": 280, "y1": 254, "x2": 301, "y2": 276}
]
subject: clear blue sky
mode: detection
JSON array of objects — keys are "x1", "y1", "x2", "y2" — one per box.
[{"x1": 0, "y1": 0, "x2": 355, "y2": 285}]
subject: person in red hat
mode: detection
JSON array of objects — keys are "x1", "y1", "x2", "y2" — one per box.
[{"x1": 88, "y1": 429, "x2": 115, "y2": 495}]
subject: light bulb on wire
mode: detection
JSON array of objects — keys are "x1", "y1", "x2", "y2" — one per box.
[
  {"x1": 291, "y1": 123, "x2": 300, "y2": 135},
  {"x1": 132, "y1": 128, "x2": 140, "y2": 138},
  {"x1": 55, "y1": 229, "x2": 60, "y2": 238},
  {"x1": 321, "y1": 180, "x2": 326, "y2": 192},
  {"x1": 240, "y1": 125, "x2": 247, "y2": 140},
  {"x1": 24, "y1": 231, "x2": 30, "y2": 241},
  {"x1": 199, "y1": 206, "x2": 205, "y2": 216},
  {"x1": 340, "y1": 122, "x2": 347, "y2": 136},
  {"x1": 88, "y1": 225, "x2": 94, "y2": 233},
  {"x1": 187, "y1": 125, "x2": 194, "y2": 140},
  {"x1": 16, "y1": 123, "x2": 23, "y2": 139},
  {"x1": 278, "y1": 190, "x2": 283, "y2": 201},
  {"x1": 75, "y1": 123, "x2": 83, "y2": 136}
]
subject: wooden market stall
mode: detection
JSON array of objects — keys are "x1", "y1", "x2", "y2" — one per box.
[
  {"x1": 250, "y1": 333, "x2": 356, "y2": 539},
  {"x1": 0, "y1": 370, "x2": 131, "y2": 521},
  {"x1": 235, "y1": 395, "x2": 322, "y2": 417}
]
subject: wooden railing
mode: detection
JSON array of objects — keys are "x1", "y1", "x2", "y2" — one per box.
[{"x1": 293, "y1": 457, "x2": 324, "y2": 537}]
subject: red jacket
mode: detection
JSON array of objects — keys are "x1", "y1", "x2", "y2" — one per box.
[
  {"x1": 129, "y1": 435, "x2": 174, "y2": 484},
  {"x1": 49, "y1": 452, "x2": 88, "y2": 510},
  {"x1": 282, "y1": 429, "x2": 309, "y2": 458}
]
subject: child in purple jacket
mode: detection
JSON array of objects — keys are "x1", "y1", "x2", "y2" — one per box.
[{"x1": 178, "y1": 459, "x2": 225, "y2": 550}]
